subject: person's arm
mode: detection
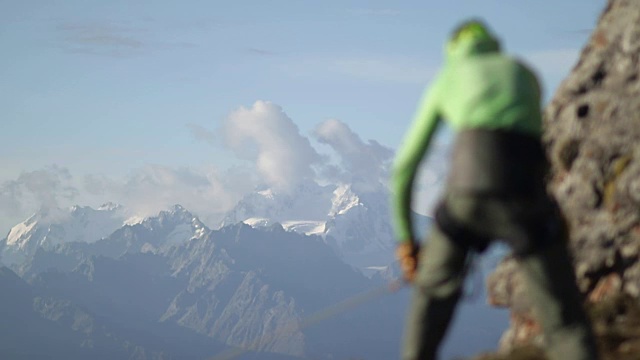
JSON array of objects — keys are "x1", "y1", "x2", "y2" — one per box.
[{"x1": 392, "y1": 78, "x2": 442, "y2": 244}]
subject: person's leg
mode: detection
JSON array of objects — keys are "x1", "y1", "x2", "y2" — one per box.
[
  {"x1": 445, "y1": 192, "x2": 598, "y2": 359},
  {"x1": 402, "y1": 223, "x2": 470, "y2": 360},
  {"x1": 517, "y1": 239, "x2": 598, "y2": 360}
]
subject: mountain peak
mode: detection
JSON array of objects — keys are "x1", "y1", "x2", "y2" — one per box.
[
  {"x1": 98, "y1": 202, "x2": 123, "y2": 211},
  {"x1": 219, "y1": 180, "x2": 405, "y2": 270},
  {"x1": 329, "y1": 184, "x2": 361, "y2": 216},
  {"x1": 169, "y1": 204, "x2": 186, "y2": 212},
  {"x1": 256, "y1": 188, "x2": 275, "y2": 199},
  {"x1": 157, "y1": 204, "x2": 197, "y2": 223},
  {"x1": 136, "y1": 205, "x2": 209, "y2": 246}
]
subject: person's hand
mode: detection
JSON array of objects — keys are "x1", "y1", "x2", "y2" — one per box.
[{"x1": 395, "y1": 241, "x2": 420, "y2": 283}]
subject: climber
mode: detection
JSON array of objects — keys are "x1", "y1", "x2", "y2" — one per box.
[{"x1": 391, "y1": 19, "x2": 598, "y2": 360}]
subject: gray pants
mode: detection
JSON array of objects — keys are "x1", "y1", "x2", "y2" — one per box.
[{"x1": 401, "y1": 192, "x2": 598, "y2": 360}]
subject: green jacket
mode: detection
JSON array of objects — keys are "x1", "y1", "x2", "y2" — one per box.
[{"x1": 391, "y1": 35, "x2": 543, "y2": 242}]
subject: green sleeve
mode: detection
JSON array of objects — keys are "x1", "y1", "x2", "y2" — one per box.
[{"x1": 391, "y1": 80, "x2": 442, "y2": 242}]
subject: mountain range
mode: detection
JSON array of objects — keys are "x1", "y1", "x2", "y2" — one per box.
[
  {"x1": 0, "y1": 192, "x2": 410, "y2": 359},
  {"x1": 0, "y1": 182, "x2": 507, "y2": 359},
  {"x1": 3, "y1": 182, "x2": 424, "y2": 274}
]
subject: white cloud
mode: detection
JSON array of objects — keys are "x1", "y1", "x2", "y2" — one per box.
[
  {"x1": 84, "y1": 165, "x2": 254, "y2": 225},
  {"x1": 0, "y1": 165, "x2": 80, "y2": 233},
  {"x1": 314, "y1": 119, "x2": 393, "y2": 190},
  {"x1": 0, "y1": 165, "x2": 78, "y2": 215},
  {"x1": 0, "y1": 163, "x2": 259, "y2": 235},
  {"x1": 222, "y1": 101, "x2": 323, "y2": 191}
]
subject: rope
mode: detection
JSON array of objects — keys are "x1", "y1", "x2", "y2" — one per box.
[{"x1": 208, "y1": 278, "x2": 406, "y2": 360}]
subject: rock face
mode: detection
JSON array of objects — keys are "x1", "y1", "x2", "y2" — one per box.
[{"x1": 487, "y1": 0, "x2": 640, "y2": 354}]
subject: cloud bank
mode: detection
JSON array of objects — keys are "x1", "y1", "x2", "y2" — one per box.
[
  {"x1": 1, "y1": 100, "x2": 450, "y2": 233},
  {"x1": 83, "y1": 164, "x2": 255, "y2": 225},
  {"x1": 0, "y1": 165, "x2": 78, "y2": 216},
  {"x1": 0, "y1": 165, "x2": 80, "y2": 231},
  {"x1": 314, "y1": 118, "x2": 394, "y2": 190}
]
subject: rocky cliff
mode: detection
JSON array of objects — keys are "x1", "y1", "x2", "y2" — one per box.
[{"x1": 486, "y1": 1, "x2": 640, "y2": 358}]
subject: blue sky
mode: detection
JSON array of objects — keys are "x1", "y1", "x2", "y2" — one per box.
[{"x1": 1, "y1": 0, "x2": 605, "y2": 231}]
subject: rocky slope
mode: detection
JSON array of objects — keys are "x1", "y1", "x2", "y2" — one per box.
[
  {"x1": 486, "y1": 1, "x2": 640, "y2": 357},
  {"x1": 0, "y1": 265, "x2": 221, "y2": 360}
]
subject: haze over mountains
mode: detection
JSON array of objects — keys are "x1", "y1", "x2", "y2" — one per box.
[
  {"x1": 0, "y1": 177, "x2": 507, "y2": 360},
  {"x1": 2, "y1": 180, "x2": 406, "y2": 272},
  {"x1": 0, "y1": 182, "x2": 410, "y2": 359}
]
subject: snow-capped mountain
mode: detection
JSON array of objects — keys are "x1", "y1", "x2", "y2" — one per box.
[
  {"x1": 15, "y1": 205, "x2": 212, "y2": 282},
  {"x1": 0, "y1": 200, "x2": 503, "y2": 360},
  {"x1": 0, "y1": 203, "x2": 130, "y2": 266},
  {"x1": 2, "y1": 180, "x2": 429, "y2": 272},
  {"x1": 220, "y1": 181, "x2": 334, "y2": 233},
  {"x1": 99, "y1": 204, "x2": 209, "y2": 256},
  {"x1": 220, "y1": 181, "x2": 416, "y2": 270}
]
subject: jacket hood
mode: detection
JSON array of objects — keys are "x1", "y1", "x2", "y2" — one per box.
[{"x1": 445, "y1": 33, "x2": 501, "y2": 62}]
